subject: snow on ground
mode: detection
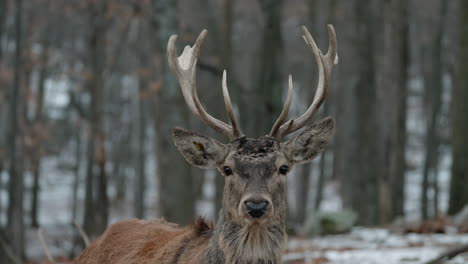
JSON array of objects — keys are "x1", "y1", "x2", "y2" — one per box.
[{"x1": 284, "y1": 228, "x2": 468, "y2": 264}]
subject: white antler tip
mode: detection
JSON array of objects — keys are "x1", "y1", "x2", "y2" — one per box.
[
  {"x1": 168, "y1": 34, "x2": 178, "y2": 41},
  {"x1": 222, "y1": 70, "x2": 227, "y2": 87},
  {"x1": 196, "y1": 30, "x2": 208, "y2": 44}
]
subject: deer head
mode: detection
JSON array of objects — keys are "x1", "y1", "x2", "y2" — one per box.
[{"x1": 168, "y1": 25, "x2": 338, "y2": 228}]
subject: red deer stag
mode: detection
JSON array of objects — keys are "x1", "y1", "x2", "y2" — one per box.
[{"x1": 76, "y1": 24, "x2": 338, "y2": 264}]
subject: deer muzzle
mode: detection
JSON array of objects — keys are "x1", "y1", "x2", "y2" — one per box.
[{"x1": 241, "y1": 196, "x2": 273, "y2": 220}]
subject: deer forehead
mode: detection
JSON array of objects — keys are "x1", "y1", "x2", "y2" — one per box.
[
  {"x1": 224, "y1": 137, "x2": 288, "y2": 178},
  {"x1": 233, "y1": 157, "x2": 277, "y2": 179},
  {"x1": 231, "y1": 137, "x2": 280, "y2": 156}
]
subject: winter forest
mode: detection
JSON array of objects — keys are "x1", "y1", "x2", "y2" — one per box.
[{"x1": 1, "y1": 0, "x2": 468, "y2": 263}]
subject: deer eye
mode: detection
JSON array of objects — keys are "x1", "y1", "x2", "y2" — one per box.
[
  {"x1": 223, "y1": 166, "x2": 233, "y2": 176},
  {"x1": 279, "y1": 165, "x2": 289, "y2": 175}
]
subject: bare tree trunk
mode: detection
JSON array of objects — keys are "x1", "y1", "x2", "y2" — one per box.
[
  {"x1": 134, "y1": 77, "x2": 146, "y2": 218},
  {"x1": 0, "y1": 0, "x2": 6, "y2": 59},
  {"x1": 6, "y1": 0, "x2": 24, "y2": 258},
  {"x1": 421, "y1": 0, "x2": 447, "y2": 220},
  {"x1": 83, "y1": 0, "x2": 109, "y2": 237},
  {"x1": 313, "y1": 0, "x2": 338, "y2": 213},
  {"x1": 113, "y1": 134, "x2": 130, "y2": 201},
  {"x1": 343, "y1": 0, "x2": 380, "y2": 226},
  {"x1": 83, "y1": 128, "x2": 96, "y2": 234},
  {"x1": 378, "y1": 0, "x2": 409, "y2": 224},
  {"x1": 215, "y1": 0, "x2": 234, "y2": 219},
  {"x1": 314, "y1": 155, "x2": 326, "y2": 211},
  {"x1": 331, "y1": 0, "x2": 347, "y2": 184},
  {"x1": 30, "y1": 29, "x2": 49, "y2": 228},
  {"x1": 296, "y1": 165, "x2": 311, "y2": 224},
  {"x1": 72, "y1": 126, "x2": 82, "y2": 223},
  {"x1": 245, "y1": 0, "x2": 283, "y2": 137},
  {"x1": 153, "y1": 0, "x2": 196, "y2": 225},
  {"x1": 292, "y1": 0, "x2": 318, "y2": 226},
  {"x1": 30, "y1": 157, "x2": 41, "y2": 228},
  {"x1": 394, "y1": 0, "x2": 409, "y2": 218},
  {"x1": 449, "y1": 0, "x2": 468, "y2": 215}
]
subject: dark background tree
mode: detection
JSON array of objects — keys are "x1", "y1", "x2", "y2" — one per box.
[{"x1": 449, "y1": 0, "x2": 468, "y2": 215}]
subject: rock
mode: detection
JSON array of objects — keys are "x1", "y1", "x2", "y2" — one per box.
[{"x1": 304, "y1": 209, "x2": 358, "y2": 237}]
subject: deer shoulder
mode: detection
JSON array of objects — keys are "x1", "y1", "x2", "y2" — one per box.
[{"x1": 76, "y1": 218, "x2": 214, "y2": 264}]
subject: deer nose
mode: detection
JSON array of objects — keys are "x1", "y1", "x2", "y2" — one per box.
[{"x1": 244, "y1": 200, "x2": 269, "y2": 218}]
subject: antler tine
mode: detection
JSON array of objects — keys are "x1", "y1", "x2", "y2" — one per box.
[
  {"x1": 222, "y1": 70, "x2": 241, "y2": 138},
  {"x1": 167, "y1": 31, "x2": 207, "y2": 118},
  {"x1": 168, "y1": 30, "x2": 237, "y2": 139},
  {"x1": 269, "y1": 74, "x2": 294, "y2": 137},
  {"x1": 190, "y1": 63, "x2": 233, "y2": 136},
  {"x1": 274, "y1": 25, "x2": 338, "y2": 138},
  {"x1": 325, "y1": 25, "x2": 339, "y2": 66}
]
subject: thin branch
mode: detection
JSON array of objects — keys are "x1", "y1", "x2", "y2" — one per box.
[
  {"x1": 68, "y1": 91, "x2": 89, "y2": 119},
  {"x1": 198, "y1": 60, "x2": 223, "y2": 76},
  {"x1": 424, "y1": 243, "x2": 468, "y2": 264},
  {"x1": 74, "y1": 221, "x2": 90, "y2": 247},
  {"x1": 37, "y1": 228, "x2": 56, "y2": 264},
  {"x1": 0, "y1": 236, "x2": 22, "y2": 264},
  {"x1": 198, "y1": 59, "x2": 246, "y2": 92}
]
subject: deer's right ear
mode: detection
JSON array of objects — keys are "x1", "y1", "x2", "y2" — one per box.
[
  {"x1": 172, "y1": 127, "x2": 228, "y2": 168},
  {"x1": 281, "y1": 117, "x2": 335, "y2": 164}
]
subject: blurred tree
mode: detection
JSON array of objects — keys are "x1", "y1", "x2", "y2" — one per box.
[
  {"x1": 134, "y1": 77, "x2": 147, "y2": 219},
  {"x1": 420, "y1": 0, "x2": 447, "y2": 220},
  {"x1": 28, "y1": 0, "x2": 53, "y2": 228},
  {"x1": 342, "y1": 0, "x2": 380, "y2": 226},
  {"x1": 83, "y1": 0, "x2": 110, "y2": 238},
  {"x1": 378, "y1": 0, "x2": 409, "y2": 223},
  {"x1": 295, "y1": 0, "x2": 318, "y2": 226},
  {"x1": 244, "y1": 0, "x2": 284, "y2": 137},
  {"x1": 134, "y1": 16, "x2": 148, "y2": 219},
  {"x1": 30, "y1": 25, "x2": 50, "y2": 228},
  {"x1": 0, "y1": 0, "x2": 7, "y2": 220},
  {"x1": 214, "y1": 0, "x2": 234, "y2": 220},
  {"x1": 71, "y1": 121, "x2": 83, "y2": 224},
  {"x1": 314, "y1": 0, "x2": 338, "y2": 213},
  {"x1": 6, "y1": 0, "x2": 25, "y2": 259},
  {"x1": 0, "y1": 0, "x2": 6, "y2": 59},
  {"x1": 153, "y1": 0, "x2": 197, "y2": 225},
  {"x1": 332, "y1": 0, "x2": 351, "y2": 192},
  {"x1": 449, "y1": 0, "x2": 468, "y2": 215}
]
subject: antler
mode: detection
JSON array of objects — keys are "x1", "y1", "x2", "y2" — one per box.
[
  {"x1": 270, "y1": 25, "x2": 338, "y2": 138},
  {"x1": 167, "y1": 30, "x2": 241, "y2": 139}
]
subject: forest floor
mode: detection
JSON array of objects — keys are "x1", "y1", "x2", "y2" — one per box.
[{"x1": 284, "y1": 227, "x2": 468, "y2": 264}]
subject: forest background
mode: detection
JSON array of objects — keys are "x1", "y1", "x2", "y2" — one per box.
[{"x1": 0, "y1": 0, "x2": 468, "y2": 262}]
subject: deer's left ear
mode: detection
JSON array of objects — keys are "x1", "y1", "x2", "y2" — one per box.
[
  {"x1": 281, "y1": 117, "x2": 335, "y2": 164},
  {"x1": 172, "y1": 127, "x2": 228, "y2": 169}
]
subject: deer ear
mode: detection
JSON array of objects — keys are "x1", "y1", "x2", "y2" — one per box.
[
  {"x1": 172, "y1": 127, "x2": 228, "y2": 168},
  {"x1": 281, "y1": 117, "x2": 335, "y2": 164}
]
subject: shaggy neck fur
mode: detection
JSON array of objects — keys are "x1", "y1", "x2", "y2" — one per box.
[{"x1": 203, "y1": 209, "x2": 287, "y2": 264}]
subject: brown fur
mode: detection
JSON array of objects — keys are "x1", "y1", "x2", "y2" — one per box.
[{"x1": 75, "y1": 218, "x2": 214, "y2": 264}]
